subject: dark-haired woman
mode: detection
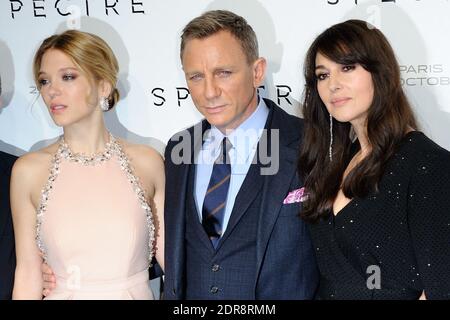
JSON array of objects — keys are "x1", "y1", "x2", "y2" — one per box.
[
  {"x1": 299, "y1": 19, "x2": 450, "y2": 300},
  {"x1": 11, "y1": 30, "x2": 164, "y2": 299}
]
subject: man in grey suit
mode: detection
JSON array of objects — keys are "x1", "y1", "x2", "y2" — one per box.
[{"x1": 164, "y1": 10, "x2": 318, "y2": 299}]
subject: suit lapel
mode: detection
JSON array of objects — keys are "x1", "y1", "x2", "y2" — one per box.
[
  {"x1": 216, "y1": 105, "x2": 276, "y2": 250},
  {"x1": 254, "y1": 145, "x2": 298, "y2": 279},
  {"x1": 252, "y1": 100, "x2": 302, "y2": 290},
  {"x1": 217, "y1": 157, "x2": 265, "y2": 249},
  {"x1": 168, "y1": 156, "x2": 189, "y2": 294},
  {"x1": 186, "y1": 164, "x2": 217, "y2": 253},
  {"x1": 169, "y1": 120, "x2": 210, "y2": 295},
  {"x1": 191, "y1": 121, "x2": 219, "y2": 252}
]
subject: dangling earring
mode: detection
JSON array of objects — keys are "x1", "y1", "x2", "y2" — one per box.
[
  {"x1": 329, "y1": 113, "x2": 333, "y2": 162},
  {"x1": 99, "y1": 97, "x2": 109, "y2": 111}
]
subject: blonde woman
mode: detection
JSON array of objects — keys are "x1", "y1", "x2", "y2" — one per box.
[{"x1": 11, "y1": 30, "x2": 164, "y2": 299}]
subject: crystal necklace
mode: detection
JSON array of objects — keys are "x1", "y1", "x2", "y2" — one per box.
[{"x1": 59, "y1": 132, "x2": 116, "y2": 166}]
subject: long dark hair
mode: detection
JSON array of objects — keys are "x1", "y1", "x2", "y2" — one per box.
[{"x1": 298, "y1": 19, "x2": 417, "y2": 223}]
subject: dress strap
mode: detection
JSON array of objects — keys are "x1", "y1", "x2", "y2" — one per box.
[
  {"x1": 110, "y1": 139, "x2": 156, "y2": 267},
  {"x1": 36, "y1": 139, "x2": 66, "y2": 263},
  {"x1": 36, "y1": 133, "x2": 156, "y2": 267}
]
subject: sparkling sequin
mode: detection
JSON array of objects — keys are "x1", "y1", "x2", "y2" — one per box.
[
  {"x1": 59, "y1": 135, "x2": 114, "y2": 166},
  {"x1": 36, "y1": 133, "x2": 156, "y2": 267}
]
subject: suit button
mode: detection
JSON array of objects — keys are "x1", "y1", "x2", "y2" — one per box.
[
  {"x1": 210, "y1": 286, "x2": 219, "y2": 294},
  {"x1": 211, "y1": 264, "x2": 220, "y2": 272}
]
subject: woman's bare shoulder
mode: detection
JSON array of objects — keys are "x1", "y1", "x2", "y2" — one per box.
[
  {"x1": 11, "y1": 143, "x2": 60, "y2": 202},
  {"x1": 13, "y1": 143, "x2": 59, "y2": 175},
  {"x1": 117, "y1": 139, "x2": 164, "y2": 196},
  {"x1": 118, "y1": 139, "x2": 164, "y2": 169}
]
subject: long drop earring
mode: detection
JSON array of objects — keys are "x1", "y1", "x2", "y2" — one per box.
[{"x1": 329, "y1": 113, "x2": 333, "y2": 162}]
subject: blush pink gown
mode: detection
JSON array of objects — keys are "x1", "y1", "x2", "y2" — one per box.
[{"x1": 36, "y1": 134, "x2": 156, "y2": 299}]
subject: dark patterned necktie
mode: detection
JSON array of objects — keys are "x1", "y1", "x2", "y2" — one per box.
[{"x1": 202, "y1": 137, "x2": 232, "y2": 248}]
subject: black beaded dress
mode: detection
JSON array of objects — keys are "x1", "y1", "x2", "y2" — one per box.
[{"x1": 308, "y1": 131, "x2": 450, "y2": 300}]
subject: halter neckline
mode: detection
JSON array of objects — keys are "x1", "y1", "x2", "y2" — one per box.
[
  {"x1": 59, "y1": 132, "x2": 116, "y2": 166},
  {"x1": 37, "y1": 132, "x2": 156, "y2": 267}
]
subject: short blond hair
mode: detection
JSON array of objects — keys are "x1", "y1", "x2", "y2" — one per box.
[
  {"x1": 180, "y1": 10, "x2": 259, "y2": 64},
  {"x1": 33, "y1": 30, "x2": 119, "y2": 110}
]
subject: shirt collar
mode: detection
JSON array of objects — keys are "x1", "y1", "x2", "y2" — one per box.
[{"x1": 204, "y1": 96, "x2": 269, "y2": 164}]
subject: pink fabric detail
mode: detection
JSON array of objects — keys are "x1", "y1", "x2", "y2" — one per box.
[{"x1": 283, "y1": 187, "x2": 307, "y2": 204}]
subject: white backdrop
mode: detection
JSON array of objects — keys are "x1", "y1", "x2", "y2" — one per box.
[{"x1": 1, "y1": 0, "x2": 449, "y2": 156}]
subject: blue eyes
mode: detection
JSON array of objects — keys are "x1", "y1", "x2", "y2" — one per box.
[
  {"x1": 38, "y1": 74, "x2": 77, "y2": 86},
  {"x1": 189, "y1": 74, "x2": 202, "y2": 81},
  {"x1": 217, "y1": 70, "x2": 232, "y2": 77},
  {"x1": 316, "y1": 65, "x2": 356, "y2": 81},
  {"x1": 188, "y1": 70, "x2": 232, "y2": 81}
]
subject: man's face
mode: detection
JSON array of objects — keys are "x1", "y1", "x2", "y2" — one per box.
[{"x1": 182, "y1": 30, "x2": 266, "y2": 133}]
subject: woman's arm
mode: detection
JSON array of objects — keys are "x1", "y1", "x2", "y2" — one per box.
[
  {"x1": 128, "y1": 143, "x2": 165, "y2": 272},
  {"x1": 10, "y1": 156, "x2": 44, "y2": 299}
]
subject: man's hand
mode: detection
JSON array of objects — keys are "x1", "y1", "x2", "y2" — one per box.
[{"x1": 41, "y1": 262, "x2": 56, "y2": 297}]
